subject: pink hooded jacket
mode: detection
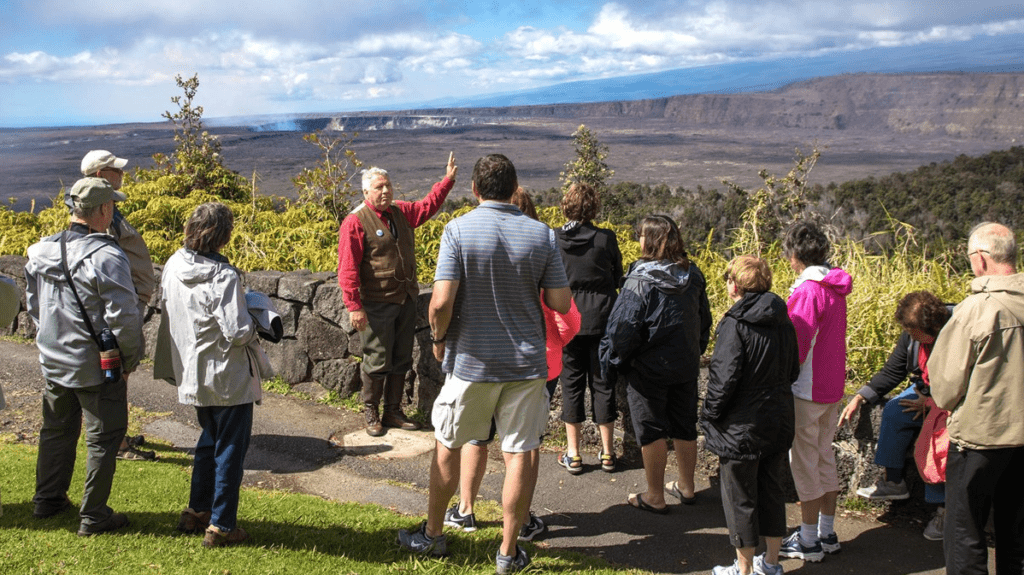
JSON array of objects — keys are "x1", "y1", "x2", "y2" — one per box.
[
  {"x1": 787, "y1": 265, "x2": 853, "y2": 403},
  {"x1": 545, "y1": 297, "x2": 581, "y2": 381}
]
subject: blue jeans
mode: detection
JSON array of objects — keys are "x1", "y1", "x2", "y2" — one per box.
[
  {"x1": 190, "y1": 403, "x2": 253, "y2": 532},
  {"x1": 874, "y1": 386, "x2": 944, "y2": 504}
]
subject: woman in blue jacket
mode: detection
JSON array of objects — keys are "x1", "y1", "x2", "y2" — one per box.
[{"x1": 600, "y1": 215, "x2": 711, "y2": 513}]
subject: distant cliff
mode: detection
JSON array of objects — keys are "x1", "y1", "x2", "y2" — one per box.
[{"x1": 286, "y1": 73, "x2": 1023, "y2": 140}]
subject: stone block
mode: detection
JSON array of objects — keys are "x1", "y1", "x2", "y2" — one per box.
[
  {"x1": 263, "y1": 338, "x2": 311, "y2": 384},
  {"x1": 311, "y1": 283, "x2": 352, "y2": 330},
  {"x1": 271, "y1": 297, "x2": 299, "y2": 337},
  {"x1": 298, "y1": 313, "x2": 350, "y2": 362},
  {"x1": 311, "y1": 357, "x2": 362, "y2": 396},
  {"x1": 244, "y1": 270, "x2": 284, "y2": 297},
  {"x1": 278, "y1": 271, "x2": 322, "y2": 304}
]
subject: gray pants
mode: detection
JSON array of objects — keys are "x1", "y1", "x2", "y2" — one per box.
[
  {"x1": 34, "y1": 378, "x2": 127, "y2": 526},
  {"x1": 359, "y1": 297, "x2": 416, "y2": 375}
]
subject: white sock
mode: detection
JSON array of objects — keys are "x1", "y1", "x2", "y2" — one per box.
[
  {"x1": 818, "y1": 513, "x2": 835, "y2": 538},
  {"x1": 800, "y1": 522, "x2": 818, "y2": 546}
]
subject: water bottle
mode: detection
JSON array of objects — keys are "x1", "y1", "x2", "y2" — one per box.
[{"x1": 98, "y1": 328, "x2": 121, "y2": 384}]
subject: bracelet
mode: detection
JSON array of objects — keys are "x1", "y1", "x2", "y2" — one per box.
[{"x1": 432, "y1": 333, "x2": 446, "y2": 344}]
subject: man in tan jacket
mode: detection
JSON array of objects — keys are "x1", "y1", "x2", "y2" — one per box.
[{"x1": 929, "y1": 222, "x2": 1024, "y2": 575}]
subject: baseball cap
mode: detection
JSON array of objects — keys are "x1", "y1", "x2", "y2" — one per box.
[
  {"x1": 81, "y1": 150, "x2": 128, "y2": 176},
  {"x1": 68, "y1": 177, "x2": 127, "y2": 209}
]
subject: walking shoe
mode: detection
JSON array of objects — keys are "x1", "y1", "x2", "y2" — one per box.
[
  {"x1": 599, "y1": 451, "x2": 616, "y2": 472},
  {"x1": 779, "y1": 530, "x2": 825, "y2": 562},
  {"x1": 382, "y1": 410, "x2": 421, "y2": 431},
  {"x1": 754, "y1": 553, "x2": 785, "y2": 575},
  {"x1": 559, "y1": 452, "x2": 583, "y2": 475},
  {"x1": 117, "y1": 445, "x2": 157, "y2": 460},
  {"x1": 519, "y1": 512, "x2": 546, "y2": 541},
  {"x1": 495, "y1": 545, "x2": 530, "y2": 575},
  {"x1": 443, "y1": 502, "x2": 477, "y2": 532},
  {"x1": 33, "y1": 496, "x2": 74, "y2": 519},
  {"x1": 711, "y1": 560, "x2": 742, "y2": 575},
  {"x1": 202, "y1": 525, "x2": 249, "y2": 548},
  {"x1": 77, "y1": 512, "x2": 130, "y2": 537},
  {"x1": 398, "y1": 521, "x2": 448, "y2": 556},
  {"x1": 820, "y1": 532, "x2": 841, "y2": 554},
  {"x1": 364, "y1": 407, "x2": 385, "y2": 437},
  {"x1": 855, "y1": 479, "x2": 910, "y2": 501},
  {"x1": 177, "y1": 508, "x2": 212, "y2": 534},
  {"x1": 923, "y1": 507, "x2": 945, "y2": 541}
]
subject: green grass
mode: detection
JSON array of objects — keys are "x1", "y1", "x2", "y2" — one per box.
[{"x1": 0, "y1": 441, "x2": 644, "y2": 575}]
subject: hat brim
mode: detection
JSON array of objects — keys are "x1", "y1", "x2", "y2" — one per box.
[
  {"x1": 110, "y1": 157, "x2": 128, "y2": 169},
  {"x1": 112, "y1": 190, "x2": 128, "y2": 202}
]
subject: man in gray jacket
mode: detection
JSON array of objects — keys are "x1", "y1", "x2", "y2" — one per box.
[{"x1": 25, "y1": 177, "x2": 143, "y2": 536}]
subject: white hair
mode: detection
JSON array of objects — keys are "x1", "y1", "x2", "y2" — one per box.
[{"x1": 362, "y1": 167, "x2": 389, "y2": 191}]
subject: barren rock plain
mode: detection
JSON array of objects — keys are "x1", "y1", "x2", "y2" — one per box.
[{"x1": 0, "y1": 117, "x2": 1014, "y2": 213}]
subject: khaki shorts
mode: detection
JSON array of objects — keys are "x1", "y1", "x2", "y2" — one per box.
[
  {"x1": 432, "y1": 373, "x2": 547, "y2": 453},
  {"x1": 789, "y1": 398, "x2": 841, "y2": 501}
]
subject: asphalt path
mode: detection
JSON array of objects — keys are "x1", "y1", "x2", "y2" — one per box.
[{"x1": 0, "y1": 338, "x2": 984, "y2": 574}]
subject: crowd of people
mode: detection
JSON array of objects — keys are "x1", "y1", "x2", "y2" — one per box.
[{"x1": 1, "y1": 148, "x2": 1021, "y2": 575}]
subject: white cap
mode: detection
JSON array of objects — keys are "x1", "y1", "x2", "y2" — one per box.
[{"x1": 81, "y1": 150, "x2": 128, "y2": 175}]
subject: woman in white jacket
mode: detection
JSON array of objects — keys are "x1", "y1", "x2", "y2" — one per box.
[{"x1": 161, "y1": 202, "x2": 261, "y2": 548}]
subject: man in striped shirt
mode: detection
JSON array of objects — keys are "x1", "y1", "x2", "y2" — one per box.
[{"x1": 398, "y1": 154, "x2": 571, "y2": 574}]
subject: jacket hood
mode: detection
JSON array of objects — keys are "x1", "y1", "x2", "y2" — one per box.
[
  {"x1": 26, "y1": 231, "x2": 116, "y2": 283},
  {"x1": 971, "y1": 273, "x2": 1024, "y2": 316},
  {"x1": 726, "y1": 291, "x2": 790, "y2": 328},
  {"x1": 790, "y1": 264, "x2": 853, "y2": 296},
  {"x1": 557, "y1": 220, "x2": 597, "y2": 249},
  {"x1": 627, "y1": 259, "x2": 693, "y2": 294},
  {"x1": 168, "y1": 248, "x2": 234, "y2": 286}
]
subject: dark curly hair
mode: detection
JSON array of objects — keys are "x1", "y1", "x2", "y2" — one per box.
[
  {"x1": 782, "y1": 221, "x2": 831, "y2": 266},
  {"x1": 894, "y1": 291, "x2": 951, "y2": 338},
  {"x1": 472, "y1": 154, "x2": 518, "y2": 201},
  {"x1": 560, "y1": 182, "x2": 600, "y2": 222}
]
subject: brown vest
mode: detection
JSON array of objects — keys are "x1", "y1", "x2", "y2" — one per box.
[{"x1": 354, "y1": 203, "x2": 418, "y2": 303}]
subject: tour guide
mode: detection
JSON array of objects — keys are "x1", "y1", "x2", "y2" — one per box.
[{"x1": 337, "y1": 153, "x2": 457, "y2": 436}]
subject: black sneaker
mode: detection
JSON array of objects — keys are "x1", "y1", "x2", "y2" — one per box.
[
  {"x1": 443, "y1": 502, "x2": 477, "y2": 532},
  {"x1": 33, "y1": 496, "x2": 74, "y2": 519},
  {"x1": 519, "y1": 512, "x2": 546, "y2": 541},
  {"x1": 77, "y1": 512, "x2": 130, "y2": 537},
  {"x1": 496, "y1": 545, "x2": 530, "y2": 574},
  {"x1": 397, "y1": 521, "x2": 448, "y2": 557}
]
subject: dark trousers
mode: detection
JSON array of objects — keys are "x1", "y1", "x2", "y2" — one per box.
[
  {"x1": 944, "y1": 443, "x2": 1024, "y2": 575},
  {"x1": 359, "y1": 297, "x2": 416, "y2": 375},
  {"x1": 189, "y1": 403, "x2": 254, "y2": 532},
  {"x1": 719, "y1": 451, "x2": 789, "y2": 548},
  {"x1": 34, "y1": 378, "x2": 127, "y2": 526},
  {"x1": 560, "y1": 334, "x2": 616, "y2": 424}
]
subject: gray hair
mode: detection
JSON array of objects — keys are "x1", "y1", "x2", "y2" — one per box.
[
  {"x1": 72, "y1": 205, "x2": 103, "y2": 220},
  {"x1": 362, "y1": 167, "x2": 389, "y2": 191},
  {"x1": 969, "y1": 222, "x2": 1017, "y2": 265}
]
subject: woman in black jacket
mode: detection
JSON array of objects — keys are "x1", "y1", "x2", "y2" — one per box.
[
  {"x1": 702, "y1": 256, "x2": 800, "y2": 575},
  {"x1": 600, "y1": 215, "x2": 711, "y2": 513},
  {"x1": 556, "y1": 183, "x2": 624, "y2": 473}
]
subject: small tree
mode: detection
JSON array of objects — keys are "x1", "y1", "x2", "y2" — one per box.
[
  {"x1": 292, "y1": 131, "x2": 364, "y2": 225},
  {"x1": 157, "y1": 74, "x2": 248, "y2": 201},
  {"x1": 560, "y1": 125, "x2": 615, "y2": 214}
]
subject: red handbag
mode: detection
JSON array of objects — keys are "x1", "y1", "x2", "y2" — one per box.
[{"x1": 914, "y1": 396, "x2": 949, "y2": 484}]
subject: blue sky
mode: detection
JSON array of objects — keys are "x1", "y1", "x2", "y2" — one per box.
[{"x1": 2, "y1": 0, "x2": 1023, "y2": 127}]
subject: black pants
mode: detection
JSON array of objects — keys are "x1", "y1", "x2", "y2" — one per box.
[
  {"x1": 944, "y1": 443, "x2": 1024, "y2": 575},
  {"x1": 718, "y1": 451, "x2": 788, "y2": 548}
]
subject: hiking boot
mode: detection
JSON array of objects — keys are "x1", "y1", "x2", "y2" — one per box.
[
  {"x1": 397, "y1": 521, "x2": 448, "y2": 557},
  {"x1": 443, "y1": 503, "x2": 477, "y2": 532},
  {"x1": 364, "y1": 406, "x2": 385, "y2": 437},
  {"x1": 779, "y1": 530, "x2": 825, "y2": 562},
  {"x1": 33, "y1": 496, "x2": 74, "y2": 519},
  {"x1": 382, "y1": 409, "x2": 421, "y2": 431},
  {"x1": 855, "y1": 479, "x2": 909, "y2": 501},
  {"x1": 819, "y1": 531, "x2": 841, "y2": 553},
  {"x1": 117, "y1": 445, "x2": 157, "y2": 461},
  {"x1": 924, "y1": 507, "x2": 945, "y2": 541},
  {"x1": 177, "y1": 508, "x2": 212, "y2": 534},
  {"x1": 203, "y1": 525, "x2": 250, "y2": 548},
  {"x1": 754, "y1": 553, "x2": 784, "y2": 575},
  {"x1": 495, "y1": 545, "x2": 530, "y2": 575},
  {"x1": 519, "y1": 512, "x2": 546, "y2": 541},
  {"x1": 77, "y1": 512, "x2": 130, "y2": 537}
]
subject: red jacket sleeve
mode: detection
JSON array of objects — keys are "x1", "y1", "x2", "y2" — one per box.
[
  {"x1": 337, "y1": 212, "x2": 366, "y2": 312},
  {"x1": 394, "y1": 177, "x2": 454, "y2": 228}
]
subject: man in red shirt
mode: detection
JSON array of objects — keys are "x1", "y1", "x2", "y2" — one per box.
[{"x1": 337, "y1": 153, "x2": 457, "y2": 435}]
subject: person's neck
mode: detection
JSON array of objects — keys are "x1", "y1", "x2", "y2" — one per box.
[{"x1": 69, "y1": 216, "x2": 106, "y2": 235}]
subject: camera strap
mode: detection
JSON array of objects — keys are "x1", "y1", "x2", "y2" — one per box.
[{"x1": 59, "y1": 231, "x2": 102, "y2": 348}]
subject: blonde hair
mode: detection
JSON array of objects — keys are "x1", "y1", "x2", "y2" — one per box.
[{"x1": 724, "y1": 255, "x2": 772, "y2": 294}]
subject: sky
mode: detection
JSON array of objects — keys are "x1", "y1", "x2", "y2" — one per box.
[{"x1": 2, "y1": 0, "x2": 1023, "y2": 127}]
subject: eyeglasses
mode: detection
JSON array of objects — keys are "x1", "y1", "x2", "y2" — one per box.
[
  {"x1": 100, "y1": 167, "x2": 124, "y2": 175},
  {"x1": 967, "y1": 249, "x2": 990, "y2": 259}
]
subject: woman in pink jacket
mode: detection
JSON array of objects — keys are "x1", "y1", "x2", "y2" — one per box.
[{"x1": 778, "y1": 221, "x2": 853, "y2": 564}]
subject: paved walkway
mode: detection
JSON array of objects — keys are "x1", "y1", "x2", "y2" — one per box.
[{"x1": 0, "y1": 339, "x2": 977, "y2": 574}]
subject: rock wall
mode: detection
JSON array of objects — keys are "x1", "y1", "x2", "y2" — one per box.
[{"x1": 0, "y1": 253, "x2": 915, "y2": 501}]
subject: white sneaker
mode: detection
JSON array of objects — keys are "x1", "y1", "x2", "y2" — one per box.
[
  {"x1": 923, "y1": 507, "x2": 945, "y2": 541},
  {"x1": 754, "y1": 553, "x2": 784, "y2": 575},
  {"x1": 855, "y1": 479, "x2": 910, "y2": 501}
]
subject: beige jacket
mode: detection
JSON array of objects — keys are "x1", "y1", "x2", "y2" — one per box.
[{"x1": 930, "y1": 273, "x2": 1024, "y2": 450}]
